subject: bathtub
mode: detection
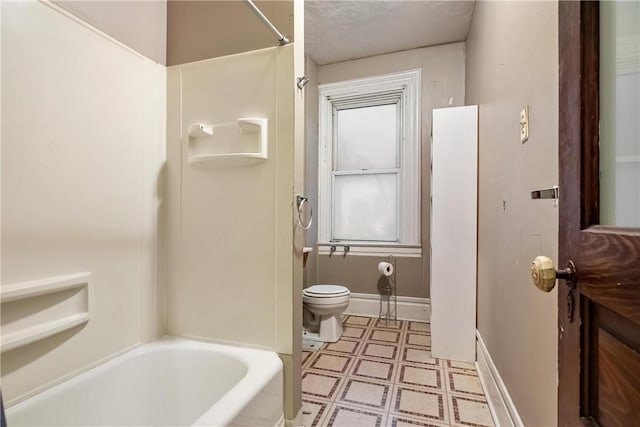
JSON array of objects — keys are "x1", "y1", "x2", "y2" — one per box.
[{"x1": 6, "y1": 337, "x2": 284, "y2": 427}]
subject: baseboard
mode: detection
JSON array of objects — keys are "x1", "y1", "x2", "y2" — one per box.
[
  {"x1": 475, "y1": 331, "x2": 524, "y2": 427},
  {"x1": 344, "y1": 292, "x2": 430, "y2": 322}
]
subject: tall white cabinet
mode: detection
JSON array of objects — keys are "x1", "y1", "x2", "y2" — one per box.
[{"x1": 430, "y1": 105, "x2": 478, "y2": 362}]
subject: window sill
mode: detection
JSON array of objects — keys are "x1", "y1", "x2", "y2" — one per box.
[{"x1": 317, "y1": 243, "x2": 422, "y2": 258}]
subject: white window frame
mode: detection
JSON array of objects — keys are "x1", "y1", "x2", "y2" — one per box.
[{"x1": 317, "y1": 70, "x2": 421, "y2": 257}]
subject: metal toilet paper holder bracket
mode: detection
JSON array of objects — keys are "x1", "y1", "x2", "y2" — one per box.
[{"x1": 378, "y1": 255, "x2": 398, "y2": 325}]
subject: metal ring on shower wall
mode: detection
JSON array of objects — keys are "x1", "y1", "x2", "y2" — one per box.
[{"x1": 296, "y1": 195, "x2": 313, "y2": 230}]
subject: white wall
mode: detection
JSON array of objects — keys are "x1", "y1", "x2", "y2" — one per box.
[
  {"x1": 165, "y1": 46, "x2": 296, "y2": 352},
  {"x1": 315, "y1": 43, "x2": 466, "y2": 298},
  {"x1": 466, "y1": 2, "x2": 559, "y2": 425},
  {"x1": 1, "y1": 1, "x2": 165, "y2": 404}
]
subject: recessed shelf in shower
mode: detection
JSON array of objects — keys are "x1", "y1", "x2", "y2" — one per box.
[
  {"x1": 0, "y1": 272, "x2": 91, "y2": 353},
  {"x1": 187, "y1": 118, "x2": 268, "y2": 167}
]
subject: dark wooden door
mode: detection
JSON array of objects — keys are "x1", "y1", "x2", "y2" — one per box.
[{"x1": 559, "y1": 2, "x2": 640, "y2": 426}]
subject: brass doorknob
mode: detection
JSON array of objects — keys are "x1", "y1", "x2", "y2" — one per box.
[
  {"x1": 531, "y1": 256, "x2": 557, "y2": 292},
  {"x1": 531, "y1": 256, "x2": 577, "y2": 292}
]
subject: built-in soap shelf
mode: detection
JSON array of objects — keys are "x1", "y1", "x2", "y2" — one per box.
[
  {"x1": 187, "y1": 118, "x2": 268, "y2": 167},
  {"x1": 1, "y1": 272, "x2": 90, "y2": 353}
]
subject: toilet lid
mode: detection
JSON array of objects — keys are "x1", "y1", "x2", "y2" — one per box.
[{"x1": 303, "y1": 284, "x2": 350, "y2": 297}]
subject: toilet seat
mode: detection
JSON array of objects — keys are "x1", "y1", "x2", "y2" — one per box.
[{"x1": 303, "y1": 284, "x2": 350, "y2": 298}]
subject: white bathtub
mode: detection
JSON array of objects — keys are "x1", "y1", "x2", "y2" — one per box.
[{"x1": 6, "y1": 337, "x2": 284, "y2": 427}]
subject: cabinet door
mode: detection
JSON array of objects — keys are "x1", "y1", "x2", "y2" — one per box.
[{"x1": 431, "y1": 105, "x2": 478, "y2": 362}]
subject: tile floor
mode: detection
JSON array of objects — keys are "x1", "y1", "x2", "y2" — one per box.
[{"x1": 301, "y1": 315, "x2": 494, "y2": 427}]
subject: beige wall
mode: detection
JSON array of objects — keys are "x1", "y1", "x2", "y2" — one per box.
[
  {"x1": 167, "y1": 1, "x2": 293, "y2": 66},
  {"x1": 466, "y1": 1, "x2": 559, "y2": 425},
  {"x1": 55, "y1": 1, "x2": 294, "y2": 67},
  {"x1": 1, "y1": 1, "x2": 165, "y2": 403},
  {"x1": 318, "y1": 255, "x2": 424, "y2": 298},
  {"x1": 289, "y1": 1, "x2": 305, "y2": 420},
  {"x1": 54, "y1": 0, "x2": 294, "y2": 68},
  {"x1": 304, "y1": 56, "x2": 319, "y2": 287},
  {"x1": 314, "y1": 43, "x2": 466, "y2": 298},
  {"x1": 54, "y1": 0, "x2": 167, "y2": 64}
]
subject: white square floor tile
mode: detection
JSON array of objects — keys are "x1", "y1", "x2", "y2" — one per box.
[
  {"x1": 445, "y1": 359, "x2": 477, "y2": 372},
  {"x1": 352, "y1": 358, "x2": 396, "y2": 382},
  {"x1": 369, "y1": 329, "x2": 403, "y2": 344},
  {"x1": 387, "y1": 414, "x2": 449, "y2": 427},
  {"x1": 391, "y1": 385, "x2": 449, "y2": 423},
  {"x1": 397, "y1": 364, "x2": 444, "y2": 391},
  {"x1": 405, "y1": 332, "x2": 431, "y2": 347},
  {"x1": 302, "y1": 398, "x2": 331, "y2": 427},
  {"x1": 449, "y1": 394, "x2": 494, "y2": 427},
  {"x1": 446, "y1": 371, "x2": 485, "y2": 397},
  {"x1": 338, "y1": 378, "x2": 391, "y2": 411},
  {"x1": 375, "y1": 319, "x2": 405, "y2": 330},
  {"x1": 407, "y1": 321, "x2": 431, "y2": 334},
  {"x1": 362, "y1": 342, "x2": 400, "y2": 361},
  {"x1": 343, "y1": 326, "x2": 369, "y2": 339},
  {"x1": 402, "y1": 347, "x2": 440, "y2": 367},
  {"x1": 324, "y1": 338, "x2": 361, "y2": 355},
  {"x1": 308, "y1": 353, "x2": 354, "y2": 375},
  {"x1": 344, "y1": 315, "x2": 375, "y2": 328},
  {"x1": 324, "y1": 404, "x2": 386, "y2": 427},
  {"x1": 302, "y1": 371, "x2": 344, "y2": 401}
]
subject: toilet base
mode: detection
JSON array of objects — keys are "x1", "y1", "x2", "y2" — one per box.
[
  {"x1": 303, "y1": 313, "x2": 344, "y2": 343},
  {"x1": 302, "y1": 330, "x2": 323, "y2": 342},
  {"x1": 319, "y1": 314, "x2": 344, "y2": 342}
]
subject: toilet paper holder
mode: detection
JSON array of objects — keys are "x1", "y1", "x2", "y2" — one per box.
[{"x1": 378, "y1": 256, "x2": 397, "y2": 325}]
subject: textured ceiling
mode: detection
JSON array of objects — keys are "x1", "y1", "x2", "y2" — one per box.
[{"x1": 305, "y1": 1, "x2": 475, "y2": 65}]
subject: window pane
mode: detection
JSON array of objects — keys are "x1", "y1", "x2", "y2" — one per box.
[
  {"x1": 600, "y1": 1, "x2": 640, "y2": 227},
  {"x1": 333, "y1": 173, "x2": 397, "y2": 241},
  {"x1": 336, "y1": 104, "x2": 398, "y2": 171}
]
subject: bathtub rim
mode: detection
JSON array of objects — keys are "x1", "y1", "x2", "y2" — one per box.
[{"x1": 5, "y1": 335, "x2": 284, "y2": 427}]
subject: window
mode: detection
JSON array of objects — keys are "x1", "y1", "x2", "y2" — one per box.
[{"x1": 317, "y1": 70, "x2": 421, "y2": 256}]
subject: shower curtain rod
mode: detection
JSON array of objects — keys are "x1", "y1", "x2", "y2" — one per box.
[{"x1": 245, "y1": 0, "x2": 290, "y2": 45}]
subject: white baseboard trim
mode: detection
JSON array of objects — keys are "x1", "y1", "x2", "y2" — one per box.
[
  {"x1": 475, "y1": 330, "x2": 524, "y2": 427},
  {"x1": 344, "y1": 292, "x2": 430, "y2": 322}
]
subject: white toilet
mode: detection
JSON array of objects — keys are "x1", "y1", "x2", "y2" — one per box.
[{"x1": 303, "y1": 284, "x2": 350, "y2": 342}]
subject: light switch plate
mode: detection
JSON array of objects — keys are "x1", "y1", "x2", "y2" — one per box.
[{"x1": 520, "y1": 105, "x2": 529, "y2": 143}]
